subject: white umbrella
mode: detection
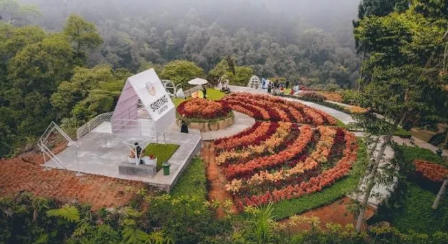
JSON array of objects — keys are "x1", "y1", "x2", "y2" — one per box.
[{"x1": 188, "y1": 78, "x2": 208, "y2": 86}]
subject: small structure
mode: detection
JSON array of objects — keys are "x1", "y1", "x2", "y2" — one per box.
[
  {"x1": 42, "y1": 69, "x2": 202, "y2": 192},
  {"x1": 112, "y1": 69, "x2": 175, "y2": 140},
  {"x1": 188, "y1": 78, "x2": 208, "y2": 86},
  {"x1": 247, "y1": 75, "x2": 261, "y2": 89}
]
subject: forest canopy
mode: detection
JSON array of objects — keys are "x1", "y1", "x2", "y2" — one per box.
[{"x1": 15, "y1": 0, "x2": 362, "y2": 89}]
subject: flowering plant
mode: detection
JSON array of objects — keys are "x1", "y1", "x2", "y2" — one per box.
[
  {"x1": 414, "y1": 160, "x2": 448, "y2": 182},
  {"x1": 177, "y1": 99, "x2": 231, "y2": 120}
]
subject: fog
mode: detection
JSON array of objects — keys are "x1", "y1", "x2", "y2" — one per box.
[
  {"x1": 20, "y1": 0, "x2": 360, "y2": 35},
  {"x1": 12, "y1": 0, "x2": 363, "y2": 88}
]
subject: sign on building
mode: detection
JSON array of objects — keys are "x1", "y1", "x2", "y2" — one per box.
[{"x1": 112, "y1": 69, "x2": 176, "y2": 137}]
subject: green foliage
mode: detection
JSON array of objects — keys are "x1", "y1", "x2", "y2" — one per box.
[
  {"x1": 382, "y1": 181, "x2": 448, "y2": 233},
  {"x1": 299, "y1": 92, "x2": 327, "y2": 102},
  {"x1": 0, "y1": 0, "x2": 42, "y2": 26},
  {"x1": 46, "y1": 205, "x2": 80, "y2": 223},
  {"x1": 143, "y1": 144, "x2": 179, "y2": 171},
  {"x1": 397, "y1": 145, "x2": 445, "y2": 166},
  {"x1": 160, "y1": 60, "x2": 204, "y2": 88},
  {"x1": 246, "y1": 204, "x2": 276, "y2": 244},
  {"x1": 170, "y1": 157, "x2": 207, "y2": 200},
  {"x1": 63, "y1": 14, "x2": 103, "y2": 61},
  {"x1": 341, "y1": 90, "x2": 361, "y2": 105},
  {"x1": 51, "y1": 64, "x2": 127, "y2": 122},
  {"x1": 270, "y1": 138, "x2": 368, "y2": 220},
  {"x1": 208, "y1": 59, "x2": 254, "y2": 86},
  {"x1": 370, "y1": 145, "x2": 448, "y2": 234}
]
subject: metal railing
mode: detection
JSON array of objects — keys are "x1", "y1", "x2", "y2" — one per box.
[
  {"x1": 38, "y1": 121, "x2": 79, "y2": 169},
  {"x1": 76, "y1": 112, "x2": 114, "y2": 140}
]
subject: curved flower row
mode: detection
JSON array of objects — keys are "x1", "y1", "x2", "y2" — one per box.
[
  {"x1": 414, "y1": 160, "x2": 448, "y2": 182},
  {"x1": 219, "y1": 93, "x2": 337, "y2": 126},
  {"x1": 215, "y1": 121, "x2": 261, "y2": 146},
  {"x1": 222, "y1": 96, "x2": 299, "y2": 123},
  {"x1": 225, "y1": 126, "x2": 336, "y2": 193},
  {"x1": 177, "y1": 99, "x2": 231, "y2": 119},
  {"x1": 224, "y1": 125, "x2": 314, "y2": 179},
  {"x1": 234, "y1": 131, "x2": 358, "y2": 209},
  {"x1": 216, "y1": 122, "x2": 294, "y2": 166},
  {"x1": 214, "y1": 122, "x2": 275, "y2": 151}
]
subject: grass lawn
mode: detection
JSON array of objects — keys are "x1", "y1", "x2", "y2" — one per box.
[
  {"x1": 271, "y1": 138, "x2": 368, "y2": 220},
  {"x1": 170, "y1": 157, "x2": 207, "y2": 201},
  {"x1": 144, "y1": 143, "x2": 179, "y2": 171},
  {"x1": 172, "y1": 88, "x2": 226, "y2": 107},
  {"x1": 369, "y1": 145, "x2": 448, "y2": 233},
  {"x1": 387, "y1": 181, "x2": 448, "y2": 233}
]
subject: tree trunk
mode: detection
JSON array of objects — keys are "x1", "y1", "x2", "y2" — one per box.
[
  {"x1": 398, "y1": 110, "x2": 408, "y2": 127},
  {"x1": 432, "y1": 179, "x2": 448, "y2": 209},
  {"x1": 355, "y1": 119, "x2": 400, "y2": 233},
  {"x1": 444, "y1": 126, "x2": 448, "y2": 149}
]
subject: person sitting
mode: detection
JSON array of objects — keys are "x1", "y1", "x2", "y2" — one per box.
[{"x1": 129, "y1": 142, "x2": 144, "y2": 164}]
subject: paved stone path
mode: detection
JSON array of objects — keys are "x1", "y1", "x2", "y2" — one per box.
[
  {"x1": 352, "y1": 136, "x2": 397, "y2": 207},
  {"x1": 282, "y1": 97, "x2": 356, "y2": 125},
  {"x1": 201, "y1": 111, "x2": 255, "y2": 141}
]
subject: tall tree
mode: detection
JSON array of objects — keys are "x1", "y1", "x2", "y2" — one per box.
[
  {"x1": 0, "y1": 0, "x2": 41, "y2": 26},
  {"x1": 63, "y1": 14, "x2": 103, "y2": 63},
  {"x1": 160, "y1": 60, "x2": 203, "y2": 88},
  {"x1": 353, "y1": 4, "x2": 448, "y2": 232}
]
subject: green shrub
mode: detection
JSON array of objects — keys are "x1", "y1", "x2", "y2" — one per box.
[
  {"x1": 299, "y1": 91, "x2": 327, "y2": 102},
  {"x1": 170, "y1": 157, "x2": 207, "y2": 200},
  {"x1": 342, "y1": 90, "x2": 360, "y2": 105}
]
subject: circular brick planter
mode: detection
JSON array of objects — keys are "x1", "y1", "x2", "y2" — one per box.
[{"x1": 177, "y1": 112, "x2": 235, "y2": 132}]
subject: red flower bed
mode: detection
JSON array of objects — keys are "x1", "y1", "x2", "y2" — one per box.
[
  {"x1": 234, "y1": 131, "x2": 358, "y2": 209},
  {"x1": 414, "y1": 160, "x2": 448, "y2": 183},
  {"x1": 219, "y1": 93, "x2": 337, "y2": 126},
  {"x1": 208, "y1": 92, "x2": 357, "y2": 210},
  {"x1": 177, "y1": 99, "x2": 231, "y2": 120}
]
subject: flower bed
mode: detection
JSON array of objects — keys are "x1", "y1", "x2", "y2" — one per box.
[
  {"x1": 214, "y1": 122, "x2": 358, "y2": 210},
  {"x1": 176, "y1": 99, "x2": 235, "y2": 132},
  {"x1": 177, "y1": 99, "x2": 231, "y2": 120},
  {"x1": 219, "y1": 93, "x2": 337, "y2": 126},
  {"x1": 207, "y1": 92, "x2": 359, "y2": 212},
  {"x1": 414, "y1": 160, "x2": 448, "y2": 182}
]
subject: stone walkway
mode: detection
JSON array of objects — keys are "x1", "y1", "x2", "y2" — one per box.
[
  {"x1": 282, "y1": 97, "x2": 356, "y2": 125},
  {"x1": 352, "y1": 136, "x2": 397, "y2": 207},
  {"x1": 201, "y1": 111, "x2": 255, "y2": 141}
]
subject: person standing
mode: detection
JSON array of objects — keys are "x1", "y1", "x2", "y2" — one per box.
[
  {"x1": 180, "y1": 114, "x2": 189, "y2": 133},
  {"x1": 267, "y1": 83, "x2": 272, "y2": 94},
  {"x1": 285, "y1": 80, "x2": 290, "y2": 89},
  {"x1": 202, "y1": 86, "x2": 207, "y2": 99}
]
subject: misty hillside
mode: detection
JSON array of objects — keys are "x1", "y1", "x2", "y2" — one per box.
[{"x1": 19, "y1": 0, "x2": 362, "y2": 89}]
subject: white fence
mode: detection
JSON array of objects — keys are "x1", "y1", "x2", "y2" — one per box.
[{"x1": 77, "y1": 112, "x2": 114, "y2": 140}]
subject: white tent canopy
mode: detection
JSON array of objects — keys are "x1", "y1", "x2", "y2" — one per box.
[{"x1": 188, "y1": 78, "x2": 208, "y2": 86}]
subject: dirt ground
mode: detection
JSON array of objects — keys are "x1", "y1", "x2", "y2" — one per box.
[
  {"x1": 0, "y1": 145, "x2": 146, "y2": 211},
  {"x1": 202, "y1": 142, "x2": 237, "y2": 218},
  {"x1": 280, "y1": 197, "x2": 375, "y2": 232}
]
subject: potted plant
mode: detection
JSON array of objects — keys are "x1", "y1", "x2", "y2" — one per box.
[{"x1": 146, "y1": 155, "x2": 157, "y2": 166}]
